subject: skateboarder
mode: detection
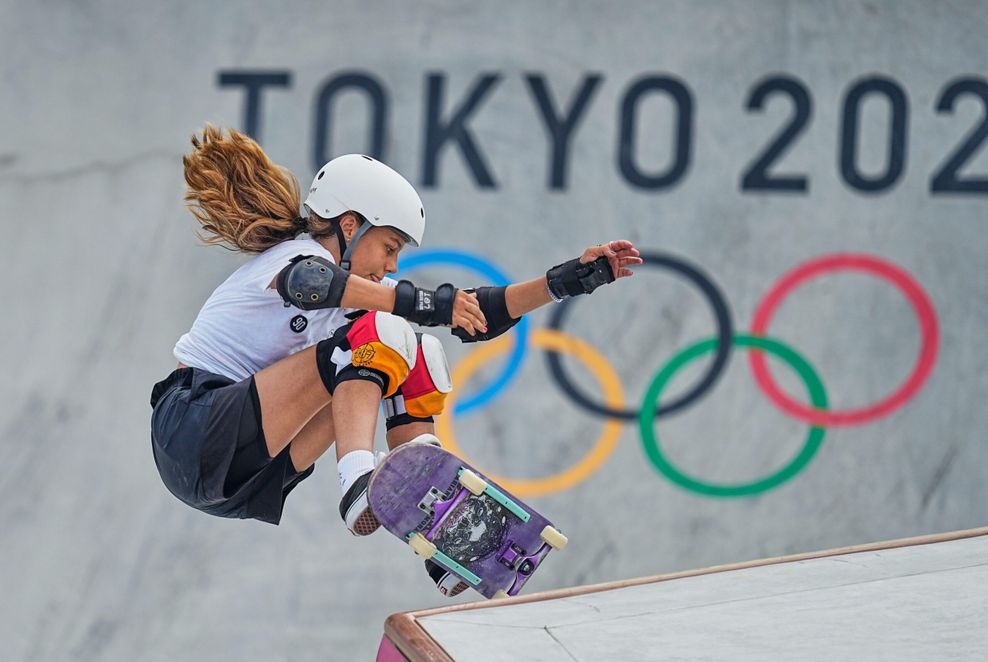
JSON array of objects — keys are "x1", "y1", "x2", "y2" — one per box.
[{"x1": 149, "y1": 125, "x2": 641, "y2": 592}]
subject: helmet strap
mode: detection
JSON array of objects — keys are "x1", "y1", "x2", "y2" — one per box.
[
  {"x1": 334, "y1": 223, "x2": 349, "y2": 264},
  {"x1": 339, "y1": 220, "x2": 372, "y2": 271}
]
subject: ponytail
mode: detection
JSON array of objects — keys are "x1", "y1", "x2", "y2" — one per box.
[{"x1": 182, "y1": 125, "x2": 302, "y2": 253}]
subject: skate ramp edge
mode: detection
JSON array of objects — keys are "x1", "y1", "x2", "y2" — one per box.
[{"x1": 378, "y1": 527, "x2": 988, "y2": 661}]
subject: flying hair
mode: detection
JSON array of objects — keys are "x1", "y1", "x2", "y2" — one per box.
[{"x1": 182, "y1": 124, "x2": 303, "y2": 253}]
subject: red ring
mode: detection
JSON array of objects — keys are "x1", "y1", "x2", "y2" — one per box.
[{"x1": 749, "y1": 254, "x2": 939, "y2": 426}]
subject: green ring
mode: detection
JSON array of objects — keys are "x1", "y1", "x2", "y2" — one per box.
[{"x1": 638, "y1": 334, "x2": 829, "y2": 497}]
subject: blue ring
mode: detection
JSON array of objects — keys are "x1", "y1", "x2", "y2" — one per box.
[{"x1": 396, "y1": 249, "x2": 529, "y2": 415}]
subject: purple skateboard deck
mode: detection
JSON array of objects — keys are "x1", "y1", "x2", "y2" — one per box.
[{"x1": 368, "y1": 443, "x2": 566, "y2": 599}]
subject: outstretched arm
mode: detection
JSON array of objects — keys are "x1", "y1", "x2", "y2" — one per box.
[
  {"x1": 452, "y1": 240, "x2": 642, "y2": 343},
  {"x1": 274, "y1": 240, "x2": 639, "y2": 340}
]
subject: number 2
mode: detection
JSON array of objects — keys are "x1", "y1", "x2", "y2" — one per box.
[
  {"x1": 931, "y1": 77, "x2": 988, "y2": 194},
  {"x1": 740, "y1": 75, "x2": 812, "y2": 193}
]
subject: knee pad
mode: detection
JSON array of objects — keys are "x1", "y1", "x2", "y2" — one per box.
[
  {"x1": 383, "y1": 333, "x2": 452, "y2": 427},
  {"x1": 316, "y1": 312, "x2": 417, "y2": 398}
]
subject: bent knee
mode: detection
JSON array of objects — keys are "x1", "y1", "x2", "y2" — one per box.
[
  {"x1": 398, "y1": 332, "x2": 453, "y2": 418},
  {"x1": 345, "y1": 312, "x2": 417, "y2": 397}
]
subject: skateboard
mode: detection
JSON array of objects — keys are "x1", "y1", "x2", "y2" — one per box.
[{"x1": 368, "y1": 442, "x2": 568, "y2": 599}]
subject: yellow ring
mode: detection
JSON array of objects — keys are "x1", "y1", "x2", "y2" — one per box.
[{"x1": 437, "y1": 328, "x2": 625, "y2": 498}]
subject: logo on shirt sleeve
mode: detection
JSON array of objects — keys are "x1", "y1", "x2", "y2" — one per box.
[{"x1": 290, "y1": 315, "x2": 309, "y2": 333}]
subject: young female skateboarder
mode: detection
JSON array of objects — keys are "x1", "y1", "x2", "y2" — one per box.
[{"x1": 149, "y1": 125, "x2": 640, "y2": 591}]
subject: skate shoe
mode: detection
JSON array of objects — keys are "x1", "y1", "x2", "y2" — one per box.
[
  {"x1": 406, "y1": 433, "x2": 441, "y2": 447},
  {"x1": 425, "y1": 559, "x2": 468, "y2": 597},
  {"x1": 339, "y1": 471, "x2": 379, "y2": 536}
]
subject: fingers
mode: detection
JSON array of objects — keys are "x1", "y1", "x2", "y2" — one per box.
[
  {"x1": 615, "y1": 254, "x2": 643, "y2": 278},
  {"x1": 607, "y1": 254, "x2": 621, "y2": 277},
  {"x1": 605, "y1": 241, "x2": 640, "y2": 259},
  {"x1": 581, "y1": 240, "x2": 641, "y2": 264},
  {"x1": 594, "y1": 241, "x2": 642, "y2": 279},
  {"x1": 451, "y1": 290, "x2": 486, "y2": 336},
  {"x1": 616, "y1": 266, "x2": 636, "y2": 278},
  {"x1": 575, "y1": 240, "x2": 643, "y2": 279}
]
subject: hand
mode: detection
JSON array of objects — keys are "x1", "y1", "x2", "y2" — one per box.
[
  {"x1": 579, "y1": 240, "x2": 642, "y2": 279},
  {"x1": 451, "y1": 290, "x2": 487, "y2": 336}
]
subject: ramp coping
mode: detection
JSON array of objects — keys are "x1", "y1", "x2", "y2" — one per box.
[{"x1": 381, "y1": 526, "x2": 988, "y2": 662}]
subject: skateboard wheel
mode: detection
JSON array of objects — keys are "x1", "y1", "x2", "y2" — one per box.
[
  {"x1": 492, "y1": 590, "x2": 509, "y2": 600},
  {"x1": 540, "y1": 525, "x2": 568, "y2": 551},
  {"x1": 408, "y1": 533, "x2": 437, "y2": 559},
  {"x1": 458, "y1": 469, "x2": 488, "y2": 496}
]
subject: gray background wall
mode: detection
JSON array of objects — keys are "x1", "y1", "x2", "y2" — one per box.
[{"x1": 1, "y1": 1, "x2": 986, "y2": 660}]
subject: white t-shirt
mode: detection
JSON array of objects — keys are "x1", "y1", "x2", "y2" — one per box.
[{"x1": 174, "y1": 238, "x2": 396, "y2": 382}]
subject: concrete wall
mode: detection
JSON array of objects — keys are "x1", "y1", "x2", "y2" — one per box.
[{"x1": 1, "y1": 1, "x2": 986, "y2": 659}]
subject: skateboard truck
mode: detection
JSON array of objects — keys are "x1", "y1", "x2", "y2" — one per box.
[
  {"x1": 497, "y1": 543, "x2": 522, "y2": 570},
  {"x1": 502, "y1": 543, "x2": 553, "y2": 595},
  {"x1": 498, "y1": 540, "x2": 548, "y2": 575},
  {"x1": 497, "y1": 543, "x2": 535, "y2": 575},
  {"x1": 417, "y1": 487, "x2": 444, "y2": 513}
]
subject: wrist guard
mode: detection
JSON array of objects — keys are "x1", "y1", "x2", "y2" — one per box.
[
  {"x1": 452, "y1": 286, "x2": 521, "y2": 343},
  {"x1": 393, "y1": 280, "x2": 457, "y2": 326},
  {"x1": 276, "y1": 255, "x2": 349, "y2": 310},
  {"x1": 546, "y1": 255, "x2": 615, "y2": 300}
]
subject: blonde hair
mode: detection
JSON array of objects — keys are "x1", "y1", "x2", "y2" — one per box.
[{"x1": 182, "y1": 125, "x2": 304, "y2": 253}]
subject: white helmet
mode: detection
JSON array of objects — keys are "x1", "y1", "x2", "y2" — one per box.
[{"x1": 304, "y1": 154, "x2": 425, "y2": 247}]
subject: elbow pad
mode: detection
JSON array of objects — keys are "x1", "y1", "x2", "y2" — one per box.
[
  {"x1": 452, "y1": 286, "x2": 521, "y2": 343},
  {"x1": 276, "y1": 255, "x2": 349, "y2": 310}
]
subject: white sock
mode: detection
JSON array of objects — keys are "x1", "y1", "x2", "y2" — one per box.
[{"x1": 338, "y1": 450, "x2": 376, "y2": 495}]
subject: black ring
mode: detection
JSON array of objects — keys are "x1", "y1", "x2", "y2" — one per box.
[{"x1": 545, "y1": 251, "x2": 734, "y2": 420}]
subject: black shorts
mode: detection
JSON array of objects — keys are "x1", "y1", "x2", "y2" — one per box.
[{"x1": 149, "y1": 367, "x2": 314, "y2": 525}]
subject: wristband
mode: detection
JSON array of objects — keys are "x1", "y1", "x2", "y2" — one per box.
[
  {"x1": 393, "y1": 280, "x2": 457, "y2": 326},
  {"x1": 546, "y1": 255, "x2": 615, "y2": 300}
]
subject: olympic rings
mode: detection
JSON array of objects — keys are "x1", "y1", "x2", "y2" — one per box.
[
  {"x1": 396, "y1": 249, "x2": 530, "y2": 414},
  {"x1": 545, "y1": 251, "x2": 734, "y2": 420},
  {"x1": 639, "y1": 335, "x2": 828, "y2": 497},
  {"x1": 437, "y1": 329, "x2": 625, "y2": 498},
  {"x1": 748, "y1": 254, "x2": 940, "y2": 426},
  {"x1": 402, "y1": 247, "x2": 939, "y2": 499}
]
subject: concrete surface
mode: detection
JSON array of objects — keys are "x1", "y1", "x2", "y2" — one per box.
[{"x1": 393, "y1": 529, "x2": 988, "y2": 661}]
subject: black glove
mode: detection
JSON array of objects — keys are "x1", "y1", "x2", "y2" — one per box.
[
  {"x1": 393, "y1": 280, "x2": 457, "y2": 326},
  {"x1": 546, "y1": 255, "x2": 615, "y2": 301}
]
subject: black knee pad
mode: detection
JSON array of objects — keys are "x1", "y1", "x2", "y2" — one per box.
[
  {"x1": 335, "y1": 365, "x2": 389, "y2": 396},
  {"x1": 315, "y1": 332, "x2": 343, "y2": 395}
]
